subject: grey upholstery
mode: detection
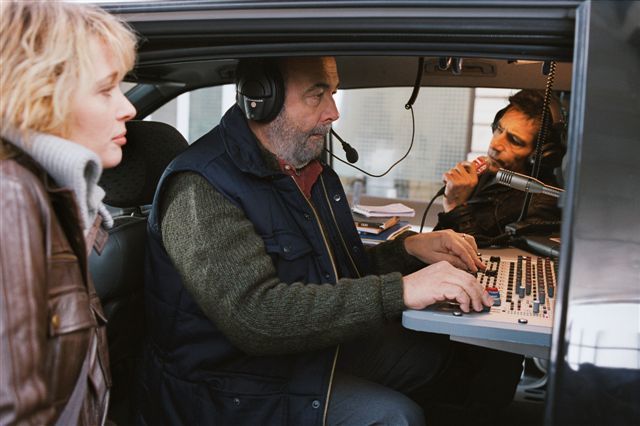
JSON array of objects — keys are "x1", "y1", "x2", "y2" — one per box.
[{"x1": 89, "y1": 120, "x2": 188, "y2": 424}]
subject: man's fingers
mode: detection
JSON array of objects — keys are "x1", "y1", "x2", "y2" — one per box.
[
  {"x1": 404, "y1": 261, "x2": 490, "y2": 311},
  {"x1": 462, "y1": 233, "x2": 479, "y2": 252},
  {"x1": 440, "y1": 283, "x2": 471, "y2": 312},
  {"x1": 474, "y1": 255, "x2": 486, "y2": 270},
  {"x1": 458, "y1": 233, "x2": 486, "y2": 270},
  {"x1": 435, "y1": 267, "x2": 486, "y2": 312},
  {"x1": 446, "y1": 234, "x2": 479, "y2": 272},
  {"x1": 459, "y1": 234, "x2": 478, "y2": 258},
  {"x1": 455, "y1": 161, "x2": 470, "y2": 171},
  {"x1": 435, "y1": 253, "x2": 469, "y2": 271}
]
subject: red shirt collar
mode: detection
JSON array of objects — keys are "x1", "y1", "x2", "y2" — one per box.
[{"x1": 277, "y1": 158, "x2": 323, "y2": 199}]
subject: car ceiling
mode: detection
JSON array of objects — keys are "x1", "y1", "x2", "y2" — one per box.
[{"x1": 109, "y1": 0, "x2": 577, "y2": 112}]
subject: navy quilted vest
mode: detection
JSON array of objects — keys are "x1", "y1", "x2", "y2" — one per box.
[{"x1": 140, "y1": 105, "x2": 369, "y2": 425}]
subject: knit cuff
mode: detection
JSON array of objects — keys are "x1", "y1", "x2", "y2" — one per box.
[
  {"x1": 387, "y1": 232, "x2": 428, "y2": 272},
  {"x1": 437, "y1": 204, "x2": 475, "y2": 232},
  {"x1": 379, "y1": 272, "x2": 406, "y2": 320}
]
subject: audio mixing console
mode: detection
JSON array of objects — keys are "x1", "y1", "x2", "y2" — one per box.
[{"x1": 403, "y1": 251, "x2": 558, "y2": 358}]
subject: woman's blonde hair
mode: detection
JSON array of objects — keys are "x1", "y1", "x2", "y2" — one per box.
[{"x1": 0, "y1": 0, "x2": 137, "y2": 139}]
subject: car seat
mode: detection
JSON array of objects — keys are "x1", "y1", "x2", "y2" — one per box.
[{"x1": 88, "y1": 120, "x2": 188, "y2": 425}]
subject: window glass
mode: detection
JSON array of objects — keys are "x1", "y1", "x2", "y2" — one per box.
[
  {"x1": 333, "y1": 87, "x2": 474, "y2": 201},
  {"x1": 471, "y1": 88, "x2": 514, "y2": 158},
  {"x1": 332, "y1": 87, "x2": 513, "y2": 202},
  {"x1": 146, "y1": 84, "x2": 236, "y2": 143},
  {"x1": 141, "y1": 84, "x2": 511, "y2": 203}
]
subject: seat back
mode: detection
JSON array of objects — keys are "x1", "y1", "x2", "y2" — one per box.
[{"x1": 89, "y1": 120, "x2": 188, "y2": 424}]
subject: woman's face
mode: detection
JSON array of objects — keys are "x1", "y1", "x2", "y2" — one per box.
[{"x1": 66, "y1": 38, "x2": 136, "y2": 169}]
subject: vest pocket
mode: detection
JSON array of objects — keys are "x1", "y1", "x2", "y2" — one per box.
[
  {"x1": 204, "y1": 373, "x2": 286, "y2": 424},
  {"x1": 211, "y1": 393, "x2": 285, "y2": 424},
  {"x1": 263, "y1": 230, "x2": 313, "y2": 261}
]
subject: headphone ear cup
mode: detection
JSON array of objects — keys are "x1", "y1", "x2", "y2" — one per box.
[
  {"x1": 529, "y1": 143, "x2": 563, "y2": 169},
  {"x1": 528, "y1": 122, "x2": 566, "y2": 169},
  {"x1": 236, "y1": 61, "x2": 284, "y2": 122}
]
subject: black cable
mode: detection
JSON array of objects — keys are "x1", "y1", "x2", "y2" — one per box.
[
  {"x1": 405, "y1": 57, "x2": 425, "y2": 109},
  {"x1": 419, "y1": 188, "x2": 443, "y2": 233},
  {"x1": 517, "y1": 60, "x2": 557, "y2": 222},
  {"x1": 327, "y1": 56, "x2": 423, "y2": 175},
  {"x1": 326, "y1": 105, "x2": 416, "y2": 178}
]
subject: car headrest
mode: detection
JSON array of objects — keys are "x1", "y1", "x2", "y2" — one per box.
[{"x1": 100, "y1": 120, "x2": 189, "y2": 207}]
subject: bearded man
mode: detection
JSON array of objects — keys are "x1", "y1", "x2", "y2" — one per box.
[{"x1": 139, "y1": 57, "x2": 522, "y2": 425}]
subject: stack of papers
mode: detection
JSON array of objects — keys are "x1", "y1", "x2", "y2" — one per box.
[{"x1": 352, "y1": 203, "x2": 415, "y2": 218}]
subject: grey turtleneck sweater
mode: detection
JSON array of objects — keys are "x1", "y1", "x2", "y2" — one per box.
[
  {"x1": 159, "y1": 168, "x2": 426, "y2": 356},
  {"x1": 3, "y1": 131, "x2": 113, "y2": 232}
]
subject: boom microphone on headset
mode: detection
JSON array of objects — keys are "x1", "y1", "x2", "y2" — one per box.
[
  {"x1": 330, "y1": 129, "x2": 359, "y2": 163},
  {"x1": 496, "y1": 168, "x2": 564, "y2": 198}
]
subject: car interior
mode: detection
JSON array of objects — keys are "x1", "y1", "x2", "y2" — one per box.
[
  {"x1": 96, "y1": 60, "x2": 571, "y2": 426},
  {"x1": 89, "y1": 1, "x2": 639, "y2": 424}
]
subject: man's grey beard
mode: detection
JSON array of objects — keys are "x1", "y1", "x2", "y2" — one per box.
[{"x1": 265, "y1": 106, "x2": 330, "y2": 169}]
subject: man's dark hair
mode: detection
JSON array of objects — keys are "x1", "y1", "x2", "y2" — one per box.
[
  {"x1": 502, "y1": 89, "x2": 566, "y2": 151},
  {"x1": 507, "y1": 89, "x2": 550, "y2": 123}
]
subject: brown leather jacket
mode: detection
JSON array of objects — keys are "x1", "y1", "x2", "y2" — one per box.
[{"x1": 0, "y1": 140, "x2": 111, "y2": 425}]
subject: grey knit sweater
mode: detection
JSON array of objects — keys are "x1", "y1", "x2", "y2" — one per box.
[
  {"x1": 160, "y1": 171, "x2": 426, "y2": 356},
  {"x1": 3, "y1": 131, "x2": 113, "y2": 232}
]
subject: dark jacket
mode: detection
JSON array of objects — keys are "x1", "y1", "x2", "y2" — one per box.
[
  {"x1": 0, "y1": 140, "x2": 111, "y2": 425},
  {"x1": 434, "y1": 173, "x2": 561, "y2": 243},
  {"x1": 141, "y1": 106, "x2": 375, "y2": 425}
]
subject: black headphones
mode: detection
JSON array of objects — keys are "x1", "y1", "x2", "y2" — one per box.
[
  {"x1": 491, "y1": 103, "x2": 567, "y2": 170},
  {"x1": 235, "y1": 59, "x2": 285, "y2": 123}
]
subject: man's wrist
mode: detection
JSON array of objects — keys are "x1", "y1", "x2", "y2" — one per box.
[
  {"x1": 442, "y1": 197, "x2": 459, "y2": 212},
  {"x1": 403, "y1": 234, "x2": 419, "y2": 258}
]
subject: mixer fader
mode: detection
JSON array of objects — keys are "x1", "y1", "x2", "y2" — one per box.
[{"x1": 476, "y1": 255, "x2": 556, "y2": 327}]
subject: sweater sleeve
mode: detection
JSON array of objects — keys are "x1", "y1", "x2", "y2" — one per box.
[
  {"x1": 434, "y1": 203, "x2": 479, "y2": 235},
  {"x1": 366, "y1": 232, "x2": 426, "y2": 275},
  {"x1": 159, "y1": 172, "x2": 406, "y2": 356}
]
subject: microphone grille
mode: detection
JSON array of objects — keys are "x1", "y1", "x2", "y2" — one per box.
[{"x1": 496, "y1": 169, "x2": 514, "y2": 185}]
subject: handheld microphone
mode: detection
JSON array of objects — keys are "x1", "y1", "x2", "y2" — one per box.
[
  {"x1": 330, "y1": 129, "x2": 359, "y2": 163},
  {"x1": 496, "y1": 168, "x2": 564, "y2": 198},
  {"x1": 436, "y1": 156, "x2": 488, "y2": 196},
  {"x1": 420, "y1": 156, "x2": 488, "y2": 233}
]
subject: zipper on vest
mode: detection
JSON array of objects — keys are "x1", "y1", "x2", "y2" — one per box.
[
  {"x1": 289, "y1": 176, "x2": 339, "y2": 281},
  {"x1": 319, "y1": 177, "x2": 362, "y2": 278},
  {"x1": 323, "y1": 345, "x2": 340, "y2": 426}
]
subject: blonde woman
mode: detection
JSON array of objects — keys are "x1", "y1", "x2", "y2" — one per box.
[{"x1": 0, "y1": 1, "x2": 137, "y2": 424}]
